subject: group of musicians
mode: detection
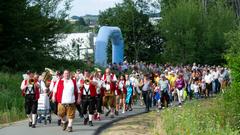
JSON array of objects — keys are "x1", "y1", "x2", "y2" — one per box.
[{"x1": 20, "y1": 68, "x2": 135, "y2": 132}]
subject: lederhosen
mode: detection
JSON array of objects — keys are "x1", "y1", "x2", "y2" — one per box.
[
  {"x1": 82, "y1": 85, "x2": 95, "y2": 115},
  {"x1": 102, "y1": 74, "x2": 116, "y2": 108},
  {"x1": 76, "y1": 79, "x2": 84, "y2": 117},
  {"x1": 25, "y1": 83, "x2": 38, "y2": 115},
  {"x1": 96, "y1": 80, "x2": 104, "y2": 113}
]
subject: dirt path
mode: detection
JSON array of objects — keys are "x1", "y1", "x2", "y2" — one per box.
[{"x1": 101, "y1": 111, "x2": 166, "y2": 135}]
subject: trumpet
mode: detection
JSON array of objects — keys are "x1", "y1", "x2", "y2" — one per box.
[
  {"x1": 85, "y1": 79, "x2": 90, "y2": 84},
  {"x1": 29, "y1": 79, "x2": 35, "y2": 85}
]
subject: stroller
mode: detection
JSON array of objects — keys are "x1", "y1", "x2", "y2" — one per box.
[{"x1": 37, "y1": 93, "x2": 51, "y2": 125}]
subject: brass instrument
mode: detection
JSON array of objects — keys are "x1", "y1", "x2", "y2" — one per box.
[
  {"x1": 29, "y1": 79, "x2": 35, "y2": 85},
  {"x1": 42, "y1": 68, "x2": 56, "y2": 88},
  {"x1": 84, "y1": 79, "x2": 90, "y2": 84}
]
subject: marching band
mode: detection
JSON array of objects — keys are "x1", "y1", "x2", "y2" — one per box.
[
  {"x1": 20, "y1": 63, "x2": 230, "y2": 132},
  {"x1": 20, "y1": 67, "x2": 141, "y2": 132}
]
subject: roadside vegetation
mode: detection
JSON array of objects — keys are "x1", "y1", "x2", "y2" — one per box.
[{"x1": 0, "y1": 72, "x2": 25, "y2": 124}]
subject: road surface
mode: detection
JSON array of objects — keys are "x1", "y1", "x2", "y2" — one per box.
[{"x1": 0, "y1": 106, "x2": 145, "y2": 135}]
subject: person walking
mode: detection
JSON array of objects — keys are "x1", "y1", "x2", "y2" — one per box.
[
  {"x1": 52, "y1": 70, "x2": 80, "y2": 132},
  {"x1": 20, "y1": 71, "x2": 40, "y2": 128}
]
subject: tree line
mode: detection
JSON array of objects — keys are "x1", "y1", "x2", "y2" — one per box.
[
  {"x1": 0, "y1": 0, "x2": 240, "y2": 72},
  {"x1": 99, "y1": 0, "x2": 239, "y2": 65},
  {"x1": 0, "y1": 0, "x2": 88, "y2": 72}
]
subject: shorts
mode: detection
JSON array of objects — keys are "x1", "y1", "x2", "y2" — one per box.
[
  {"x1": 82, "y1": 96, "x2": 95, "y2": 115},
  {"x1": 58, "y1": 103, "x2": 76, "y2": 119},
  {"x1": 25, "y1": 94, "x2": 38, "y2": 114}
]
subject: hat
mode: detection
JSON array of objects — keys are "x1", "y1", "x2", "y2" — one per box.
[{"x1": 94, "y1": 68, "x2": 101, "y2": 72}]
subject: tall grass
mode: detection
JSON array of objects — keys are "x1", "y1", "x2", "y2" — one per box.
[
  {"x1": 157, "y1": 98, "x2": 239, "y2": 135},
  {"x1": 0, "y1": 72, "x2": 25, "y2": 124}
]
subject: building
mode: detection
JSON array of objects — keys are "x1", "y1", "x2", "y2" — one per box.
[{"x1": 55, "y1": 32, "x2": 95, "y2": 60}]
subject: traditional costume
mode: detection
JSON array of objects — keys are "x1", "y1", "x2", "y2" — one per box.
[
  {"x1": 93, "y1": 76, "x2": 104, "y2": 120},
  {"x1": 49, "y1": 75, "x2": 62, "y2": 125},
  {"x1": 37, "y1": 78, "x2": 51, "y2": 124},
  {"x1": 80, "y1": 80, "x2": 96, "y2": 126},
  {"x1": 102, "y1": 72, "x2": 117, "y2": 118},
  {"x1": 53, "y1": 78, "x2": 78, "y2": 132},
  {"x1": 117, "y1": 79, "x2": 127, "y2": 113},
  {"x1": 21, "y1": 77, "x2": 40, "y2": 128}
]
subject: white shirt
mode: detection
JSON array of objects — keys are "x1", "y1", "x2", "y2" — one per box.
[
  {"x1": 20, "y1": 80, "x2": 27, "y2": 90},
  {"x1": 191, "y1": 84, "x2": 199, "y2": 93},
  {"x1": 204, "y1": 74, "x2": 213, "y2": 84},
  {"x1": 39, "y1": 80, "x2": 47, "y2": 93},
  {"x1": 20, "y1": 80, "x2": 34, "y2": 94},
  {"x1": 93, "y1": 78, "x2": 103, "y2": 94},
  {"x1": 212, "y1": 71, "x2": 219, "y2": 80},
  {"x1": 118, "y1": 80, "x2": 125, "y2": 91},
  {"x1": 101, "y1": 74, "x2": 117, "y2": 82},
  {"x1": 83, "y1": 84, "x2": 90, "y2": 95},
  {"x1": 58, "y1": 79, "x2": 76, "y2": 104}
]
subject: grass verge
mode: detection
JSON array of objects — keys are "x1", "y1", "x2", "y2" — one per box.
[
  {"x1": 103, "y1": 97, "x2": 239, "y2": 135},
  {"x1": 158, "y1": 97, "x2": 239, "y2": 135},
  {"x1": 0, "y1": 72, "x2": 25, "y2": 125}
]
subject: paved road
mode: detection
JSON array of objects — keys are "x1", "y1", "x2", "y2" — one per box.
[{"x1": 0, "y1": 106, "x2": 145, "y2": 135}]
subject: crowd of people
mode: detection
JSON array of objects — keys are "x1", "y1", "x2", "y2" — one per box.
[{"x1": 20, "y1": 62, "x2": 231, "y2": 132}]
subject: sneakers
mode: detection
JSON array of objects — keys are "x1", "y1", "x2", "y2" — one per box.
[
  {"x1": 110, "y1": 114, "x2": 114, "y2": 118},
  {"x1": 122, "y1": 110, "x2": 125, "y2": 114},
  {"x1": 28, "y1": 122, "x2": 32, "y2": 127},
  {"x1": 67, "y1": 127, "x2": 73, "y2": 132},
  {"x1": 84, "y1": 118, "x2": 89, "y2": 125},
  {"x1": 89, "y1": 121, "x2": 93, "y2": 126}
]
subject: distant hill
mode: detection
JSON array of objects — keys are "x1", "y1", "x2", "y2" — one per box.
[{"x1": 70, "y1": 15, "x2": 98, "y2": 26}]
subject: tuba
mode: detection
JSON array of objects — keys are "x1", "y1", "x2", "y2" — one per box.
[{"x1": 42, "y1": 68, "x2": 56, "y2": 88}]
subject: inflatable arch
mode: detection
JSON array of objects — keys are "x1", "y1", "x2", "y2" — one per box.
[{"x1": 94, "y1": 26, "x2": 124, "y2": 67}]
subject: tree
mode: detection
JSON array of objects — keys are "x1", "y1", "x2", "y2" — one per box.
[
  {"x1": 223, "y1": 26, "x2": 240, "y2": 130},
  {"x1": 0, "y1": 0, "x2": 72, "y2": 71},
  {"x1": 159, "y1": 0, "x2": 236, "y2": 65},
  {"x1": 98, "y1": 0, "x2": 163, "y2": 63}
]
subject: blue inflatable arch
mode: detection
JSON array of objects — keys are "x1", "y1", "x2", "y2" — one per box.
[{"x1": 94, "y1": 26, "x2": 124, "y2": 67}]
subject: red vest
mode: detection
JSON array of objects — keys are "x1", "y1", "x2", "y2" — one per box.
[
  {"x1": 56, "y1": 79, "x2": 78, "y2": 103},
  {"x1": 80, "y1": 83, "x2": 97, "y2": 97},
  {"x1": 21, "y1": 80, "x2": 40, "y2": 100},
  {"x1": 117, "y1": 80, "x2": 127, "y2": 95},
  {"x1": 103, "y1": 73, "x2": 116, "y2": 92}
]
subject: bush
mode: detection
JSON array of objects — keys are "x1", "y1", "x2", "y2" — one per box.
[
  {"x1": 223, "y1": 27, "x2": 240, "y2": 130},
  {"x1": 159, "y1": 98, "x2": 238, "y2": 135},
  {"x1": 0, "y1": 72, "x2": 25, "y2": 124}
]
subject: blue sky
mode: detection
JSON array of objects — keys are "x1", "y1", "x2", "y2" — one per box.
[{"x1": 67, "y1": 0, "x2": 123, "y2": 16}]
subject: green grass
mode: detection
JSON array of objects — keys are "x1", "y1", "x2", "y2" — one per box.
[
  {"x1": 0, "y1": 72, "x2": 25, "y2": 124},
  {"x1": 158, "y1": 97, "x2": 239, "y2": 135}
]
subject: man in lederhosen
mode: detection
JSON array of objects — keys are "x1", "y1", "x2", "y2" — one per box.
[
  {"x1": 20, "y1": 71, "x2": 40, "y2": 128},
  {"x1": 52, "y1": 70, "x2": 80, "y2": 132},
  {"x1": 80, "y1": 77, "x2": 97, "y2": 126},
  {"x1": 102, "y1": 68, "x2": 117, "y2": 118},
  {"x1": 92, "y1": 68, "x2": 104, "y2": 120}
]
